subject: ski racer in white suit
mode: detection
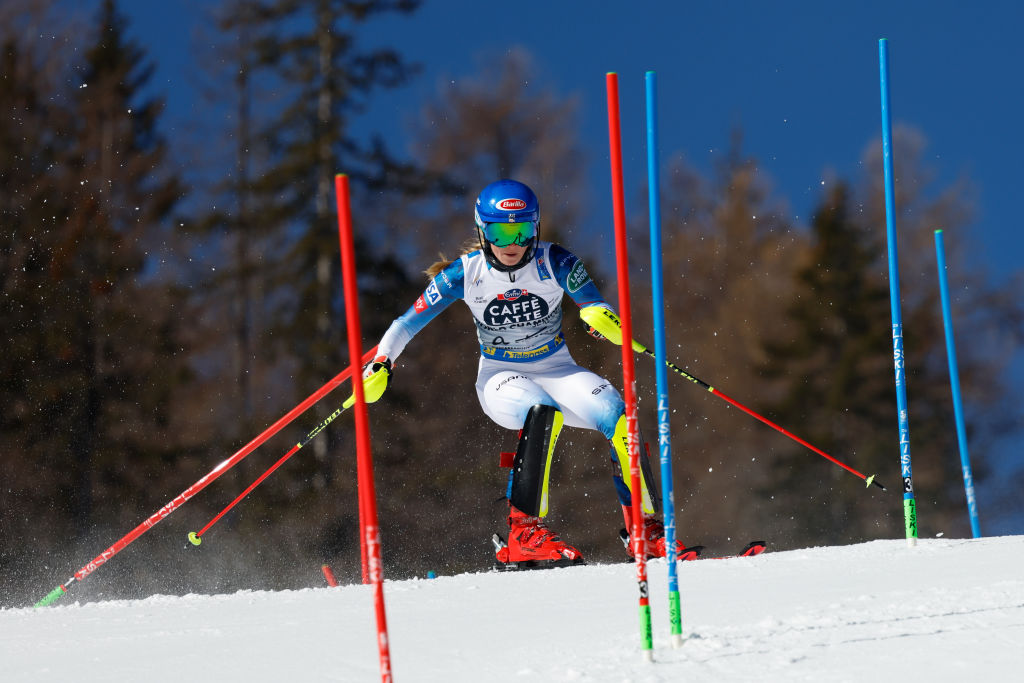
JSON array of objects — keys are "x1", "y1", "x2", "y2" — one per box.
[{"x1": 362, "y1": 179, "x2": 686, "y2": 567}]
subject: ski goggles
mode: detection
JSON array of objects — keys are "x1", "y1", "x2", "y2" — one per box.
[{"x1": 480, "y1": 221, "x2": 537, "y2": 248}]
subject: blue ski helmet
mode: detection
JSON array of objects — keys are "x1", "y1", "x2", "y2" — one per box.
[{"x1": 474, "y1": 179, "x2": 540, "y2": 272}]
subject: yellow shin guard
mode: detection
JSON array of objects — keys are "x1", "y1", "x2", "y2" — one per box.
[{"x1": 611, "y1": 414, "x2": 657, "y2": 514}]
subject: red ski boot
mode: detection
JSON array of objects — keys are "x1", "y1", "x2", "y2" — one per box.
[
  {"x1": 493, "y1": 504, "x2": 584, "y2": 570},
  {"x1": 620, "y1": 508, "x2": 701, "y2": 561}
]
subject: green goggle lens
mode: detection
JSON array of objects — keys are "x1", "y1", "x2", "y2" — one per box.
[{"x1": 482, "y1": 221, "x2": 537, "y2": 247}]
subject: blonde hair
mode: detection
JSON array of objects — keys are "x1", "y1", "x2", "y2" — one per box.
[{"x1": 424, "y1": 235, "x2": 482, "y2": 279}]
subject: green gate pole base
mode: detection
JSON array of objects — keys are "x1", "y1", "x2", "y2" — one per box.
[
  {"x1": 669, "y1": 590, "x2": 684, "y2": 648},
  {"x1": 904, "y1": 497, "x2": 918, "y2": 546},
  {"x1": 33, "y1": 585, "x2": 66, "y2": 608}
]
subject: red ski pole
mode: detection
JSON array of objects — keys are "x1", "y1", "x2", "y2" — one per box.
[
  {"x1": 580, "y1": 306, "x2": 885, "y2": 490},
  {"x1": 188, "y1": 394, "x2": 361, "y2": 545},
  {"x1": 33, "y1": 346, "x2": 377, "y2": 608}
]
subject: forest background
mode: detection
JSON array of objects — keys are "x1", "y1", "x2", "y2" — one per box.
[{"x1": 2, "y1": 0, "x2": 1022, "y2": 607}]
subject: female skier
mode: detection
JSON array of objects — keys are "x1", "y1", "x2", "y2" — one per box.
[{"x1": 360, "y1": 179, "x2": 684, "y2": 568}]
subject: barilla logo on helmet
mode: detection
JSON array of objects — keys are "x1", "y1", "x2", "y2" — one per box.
[{"x1": 497, "y1": 198, "x2": 527, "y2": 211}]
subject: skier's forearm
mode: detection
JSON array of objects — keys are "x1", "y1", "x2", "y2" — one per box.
[{"x1": 377, "y1": 317, "x2": 415, "y2": 361}]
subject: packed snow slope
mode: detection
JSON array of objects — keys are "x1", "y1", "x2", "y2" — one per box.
[{"x1": 4, "y1": 536, "x2": 1023, "y2": 682}]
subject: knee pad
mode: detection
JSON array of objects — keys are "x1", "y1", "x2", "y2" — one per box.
[
  {"x1": 610, "y1": 414, "x2": 660, "y2": 514},
  {"x1": 506, "y1": 404, "x2": 564, "y2": 517}
]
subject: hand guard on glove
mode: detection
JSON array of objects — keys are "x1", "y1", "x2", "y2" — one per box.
[
  {"x1": 362, "y1": 355, "x2": 392, "y2": 401},
  {"x1": 345, "y1": 355, "x2": 392, "y2": 408},
  {"x1": 579, "y1": 306, "x2": 644, "y2": 352}
]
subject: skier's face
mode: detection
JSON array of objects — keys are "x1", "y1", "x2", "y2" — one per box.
[{"x1": 490, "y1": 242, "x2": 527, "y2": 267}]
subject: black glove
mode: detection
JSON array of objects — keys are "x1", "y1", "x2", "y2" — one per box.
[{"x1": 583, "y1": 319, "x2": 606, "y2": 340}]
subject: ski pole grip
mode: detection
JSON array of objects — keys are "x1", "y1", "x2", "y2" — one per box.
[
  {"x1": 579, "y1": 306, "x2": 645, "y2": 352},
  {"x1": 33, "y1": 585, "x2": 66, "y2": 608}
]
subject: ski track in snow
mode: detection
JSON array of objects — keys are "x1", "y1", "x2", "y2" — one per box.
[{"x1": 3, "y1": 537, "x2": 1023, "y2": 682}]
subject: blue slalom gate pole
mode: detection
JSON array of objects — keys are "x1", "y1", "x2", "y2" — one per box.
[
  {"x1": 934, "y1": 229, "x2": 981, "y2": 537},
  {"x1": 645, "y1": 70, "x2": 683, "y2": 646},
  {"x1": 878, "y1": 39, "x2": 919, "y2": 546}
]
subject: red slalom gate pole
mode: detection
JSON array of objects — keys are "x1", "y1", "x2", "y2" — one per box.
[
  {"x1": 607, "y1": 72, "x2": 654, "y2": 662},
  {"x1": 33, "y1": 345, "x2": 377, "y2": 608},
  {"x1": 335, "y1": 173, "x2": 392, "y2": 682},
  {"x1": 322, "y1": 564, "x2": 339, "y2": 587}
]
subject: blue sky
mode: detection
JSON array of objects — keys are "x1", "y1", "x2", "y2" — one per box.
[
  {"x1": 113, "y1": 0, "x2": 1021, "y2": 532},
  {"x1": 123, "y1": 0, "x2": 1023, "y2": 279}
]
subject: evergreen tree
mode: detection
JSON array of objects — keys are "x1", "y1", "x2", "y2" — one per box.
[
  {"x1": 215, "y1": 0, "x2": 422, "y2": 444},
  {"x1": 54, "y1": 0, "x2": 186, "y2": 533},
  {"x1": 179, "y1": 0, "x2": 426, "y2": 584},
  {"x1": 1, "y1": 0, "x2": 192, "y2": 603},
  {"x1": 855, "y1": 127, "x2": 1022, "y2": 538},
  {"x1": 180, "y1": 0, "x2": 280, "y2": 453},
  {"x1": 758, "y1": 183, "x2": 894, "y2": 545},
  {"x1": 627, "y1": 138, "x2": 805, "y2": 548},
  {"x1": 760, "y1": 128, "x2": 1024, "y2": 546},
  {"x1": 400, "y1": 49, "x2": 588, "y2": 255},
  {"x1": 0, "y1": 1, "x2": 80, "y2": 596}
]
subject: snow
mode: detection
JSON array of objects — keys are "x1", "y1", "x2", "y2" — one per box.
[{"x1": 4, "y1": 536, "x2": 1023, "y2": 682}]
